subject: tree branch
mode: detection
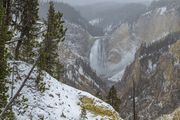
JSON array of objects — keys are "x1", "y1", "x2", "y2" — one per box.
[{"x1": 5, "y1": 29, "x2": 47, "y2": 44}]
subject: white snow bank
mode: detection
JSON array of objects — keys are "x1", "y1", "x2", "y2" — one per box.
[
  {"x1": 157, "y1": 7, "x2": 167, "y2": 15},
  {"x1": 89, "y1": 18, "x2": 103, "y2": 26},
  {"x1": 7, "y1": 61, "x2": 121, "y2": 120}
]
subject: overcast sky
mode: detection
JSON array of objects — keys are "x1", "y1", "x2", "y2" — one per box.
[{"x1": 48, "y1": 0, "x2": 153, "y2": 6}]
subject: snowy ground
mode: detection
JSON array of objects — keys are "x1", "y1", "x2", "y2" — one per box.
[
  {"x1": 7, "y1": 61, "x2": 121, "y2": 120},
  {"x1": 89, "y1": 18, "x2": 103, "y2": 26}
]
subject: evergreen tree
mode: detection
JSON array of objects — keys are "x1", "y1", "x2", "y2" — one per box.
[
  {"x1": 80, "y1": 107, "x2": 87, "y2": 120},
  {"x1": 95, "y1": 91, "x2": 103, "y2": 100},
  {"x1": 0, "y1": 1, "x2": 14, "y2": 119},
  {"x1": 36, "y1": 68, "x2": 46, "y2": 93},
  {"x1": 55, "y1": 62, "x2": 64, "y2": 81},
  {"x1": 14, "y1": 0, "x2": 39, "y2": 63},
  {"x1": 39, "y1": 1, "x2": 66, "y2": 79},
  {"x1": 106, "y1": 85, "x2": 120, "y2": 112}
]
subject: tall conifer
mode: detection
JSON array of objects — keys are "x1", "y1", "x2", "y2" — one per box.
[
  {"x1": 39, "y1": 2, "x2": 66, "y2": 79},
  {"x1": 106, "y1": 86, "x2": 121, "y2": 112},
  {"x1": 0, "y1": 1, "x2": 14, "y2": 119},
  {"x1": 14, "y1": 0, "x2": 39, "y2": 63}
]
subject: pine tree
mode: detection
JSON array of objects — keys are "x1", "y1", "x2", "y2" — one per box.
[
  {"x1": 55, "y1": 62, "x2": 64, "y2": 81},
  {"x1": 106, "y1": 85, "x2": 120, "y2": 112},
  {"x1": 0, "y1": 1, "x2": 14, "y2": 119},
  {"x1": 14, "y1": 0, "x2": 39, "y2": 63},
  {"x1": 80, "y1": 107, "x2": 87, "y2": 120},
  {"x1": 38, "y1": 1, "x2": 66, "y2": 79},
  {"x1": 95, "y1": 91, "x2": 103, "y2": 100},
  {"x1": 36, "y1": 69, "x2": 46, "y2": 93}
]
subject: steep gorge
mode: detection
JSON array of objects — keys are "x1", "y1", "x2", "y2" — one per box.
[
  {"x1": 89, "y1": 1, "x2": 180, "y2": 82},
  {"x1": 88, "y1": 1, "x2": 180, "y2": 119}
]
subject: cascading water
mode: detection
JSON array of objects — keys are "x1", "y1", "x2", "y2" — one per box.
[{"x1": 89, "y1": 37, "x2": 107, "y2": 76}]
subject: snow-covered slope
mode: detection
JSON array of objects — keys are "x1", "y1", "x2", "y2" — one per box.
[{"x1": 8, "y1": 61, "x2": 121, "y2": 120}]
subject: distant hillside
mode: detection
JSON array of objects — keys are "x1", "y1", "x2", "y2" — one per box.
[
  {"x1": 39, "y1": 2, "x2": 104, "y2": 36},
  {"x1": 149, "y1": 0, "x2": 180, "y2": 10},
  {"x1": 75, "y1": 2, "x2": 125, "y2": 20},
  {"x1": 76, "y1": 2, "x2": 147, "y2": 33}
]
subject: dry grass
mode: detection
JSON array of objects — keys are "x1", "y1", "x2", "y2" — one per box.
[{"x1": 80, "y1": 96, "x2": 121, "y2": 120}]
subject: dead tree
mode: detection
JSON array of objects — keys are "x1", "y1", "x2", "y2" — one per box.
[{"x1": 133, "y1": 79, "x2": 136, "y2": 120}]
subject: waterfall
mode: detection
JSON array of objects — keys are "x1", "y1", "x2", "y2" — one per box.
[
  {"x1": 89, "y1": 36, "x2": 136, "y2": 81},
  {"x1": 89, "y1": 38, "x2": 107, "y2": 76}
]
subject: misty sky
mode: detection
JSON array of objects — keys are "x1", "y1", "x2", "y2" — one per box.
[{"x1": 50, "y1": 0, "x2": 153, "y2": 6}]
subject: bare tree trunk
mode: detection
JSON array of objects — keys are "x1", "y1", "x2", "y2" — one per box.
[
  {"x1": 10, "y1": 63, "x2": 15, "y2": 98},
  {"x1": 5, "y1": 0, "x2": 11, "y2": 25},
  {"x1": 133, "y1": 79, "x2": 136, "y2": 120},
  {"x1": 6, "y1": 29, "x2": 47, "y2": 45},
  {"x1": 14, "y1": 36, "x2": 23, "y2": 60}
]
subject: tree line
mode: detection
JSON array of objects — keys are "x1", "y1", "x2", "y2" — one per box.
[{"x1": 0, "y1": 0, "x2": 66, "y2": 119}]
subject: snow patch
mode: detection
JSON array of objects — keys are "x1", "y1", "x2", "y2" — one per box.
[
  {"x1": 142, "y1": 10, "x2": 152, "y2": 16},
  {"x1": 89, "y1": 18, "x2": 103, "y2": 26},
  {"x1": 157, "y1": 7, "x2": 167, "y2": 15},
  {"x1": 147, "y1": 60, "x2": 157, "y2": 73}
]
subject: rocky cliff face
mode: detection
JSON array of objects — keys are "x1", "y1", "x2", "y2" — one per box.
[
  {"x1": 116, "y1": 32, "x2": 180, "y2": 120},
  {"x1": 65, "y1": 23, "x2": 94, "y2": 59},
  {"x1": 135, "y1": 4, "x2": 180, "y2": 44}
]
